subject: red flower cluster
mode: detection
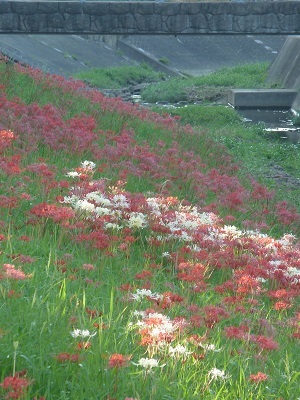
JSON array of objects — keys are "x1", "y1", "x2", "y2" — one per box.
[
  {"x1": 1, "y1": 264, "x2": 30, "y2": 281},
  {"x1": 0, "y1": 129, "x2": 15, "y2": 154},
  {"x1": 0, "y1": 371, "x2": 31, "y2": 400},
  {"x1": 249, "y1": 372, "x2": 268, "y2": 383},
  {"x1": 108, "y1": 353, "x2": 131, "y2": 369},
  {"x1": 29, "y1": 203, "x2": 75, "y2": 223}
]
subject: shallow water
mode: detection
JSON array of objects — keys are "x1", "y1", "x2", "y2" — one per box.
[{"x1": 236, "y1": 108, "x2": 300, "y2": 144}]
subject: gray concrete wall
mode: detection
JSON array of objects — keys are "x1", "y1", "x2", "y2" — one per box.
[
  {"x1": 266, "y1": 36, "x2": 300, "y2": 112},
  {"x1": 1, "y1": 1, "x2": 300, "y2": 35},
  {"x1": 228, "y1": 89, "x2": 298, "y2": 108}
]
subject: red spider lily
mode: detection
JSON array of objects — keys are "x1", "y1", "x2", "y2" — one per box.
[
  {"x1": 273, "y1": 301, "x2": 291, "y2": 311},
  {"x1": 108, "y1": 354, "x2": 131, "y2": 369},
  {"x1": 291, "y1": 330, "x2": 300, "y2": 339},
  {"x1": 0, "y1": 155, "x2": 21, "y2": 175},
  {"x1": 275, "y1": 201, "x2": 300, "y2": 226},
  {"x1": 202, "y1": 305, "x2": 229, "y2": 329},
  {"x1": 7, "y1": 290, "x2": 21, "y2": 298},
  {"x1": 0, "y1": 196, "x2": 18, "y2": 209},
  {"x1": 74, "y1": 230, "x2": 110, "y2": 250},
  {"x1": 77, "y1": 341, "x2": 92, "y2": 350},
  {"x1": 82, "y1": 264, "x2": 95, "y2": 271},
  {"x1": 29, "y1": 203, "x2": 75, "y2": 223},
  {"x1": 93, "y1": 322, "x2": 108, "y2": 330},
  {"x1": 85, "y1": 307, "x2": 103, "y2": 318},
  {"x1": 224, "y1": 325, "x2": 250, "y2": 340},
  {"x1": 235, "y1": 274, "x2": 262, "y2": 296},
  {"x1": 19, "y1": 236, "x2": 31, "y2": 242},
  {"x1": 1, "y1": 264, "x2": 31, "y2": 280},
  {"x1": 135, "y1": 270, "x2": 153, "y2": 280},
  {"x1": 159, "y1": 291, "x2": 184, "y2": 309},
  {"x1": 250, "y1": 335, "x2": 279, "y2": 351},
  {"x1": 30, "y1": 203, "x2": 75, "y2": 224},
  {"x1": 250, "y1": 180, "x2": 274, "y2": 201},
  {"x1": 26, "y1": 163, "x2": 55, "y2": 179},
  {"x1": 0, "y1": 371, "x2": 32, "y2": 400},
  {"x1": 177, "y1": 262, "x2": 206, "y2": 284},
  {"x1": 249, "y1": 372, "x2": 268, "y2": 383},
  {"x1": 0, "y1": 129, "x2": 15, "y2": 152}
]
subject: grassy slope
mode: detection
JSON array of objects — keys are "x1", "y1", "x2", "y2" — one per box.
[
  {"x1": 0, "y1": 60, "x2": 299, "y2": 399},
  {"x1": 141, "y1": 63, "x2": 300, "y2": 218}
]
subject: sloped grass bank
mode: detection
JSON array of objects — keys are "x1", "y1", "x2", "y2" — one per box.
[
  {"x1": 74, "y1": 64, "x2": 166, "y2": 90},
  {"x1": 156, "y1": 103, "x2": 300, "y2": 218},
  {"x1": 0, "y1": 58, "x2": 299, "y2": 400},
  {"x1": 141, "y1": 63, "x2": 271, "y2": 103}
]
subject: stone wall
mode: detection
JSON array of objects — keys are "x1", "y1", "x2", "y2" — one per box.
[{"x1": 1, "y1": 1, "x2": 300, "y2": 35}]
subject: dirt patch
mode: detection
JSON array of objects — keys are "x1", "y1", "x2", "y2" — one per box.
[
  {"x1": 265, "y1": 163, "x2": 300, "y2": 190},
  {"x1": 184, "y1": 85, "x2": 230, "y2": 104}
]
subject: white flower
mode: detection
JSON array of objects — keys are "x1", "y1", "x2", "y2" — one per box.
[
  {"x1": 168, "y1": 344, "x2": 192, "y2": 358},
  {"x1": 200, "y1": 343, "x2": 221, "y2": 352},
  {"x1": 132, "y1": 310, "x2": 147, "y2": 318},
  {"x1": 75, "y1": 199, "x2": 95, "y2": 212},
  {"x1": 133, "y1": 357, "x2": 164, "y2": 372},
  {"x1": 104, "y1": 222, "x2": 122, "y2": 230},
  {"x1": 278, "y1": 234, "x2": 296, "y2": 246},
  {"x1": 162, "y1": 252, "x2": 171, "y2": 258},
  {"x1": 127, "y1": 212, "x2": 148, "y2": 228},
  {"x1": 66, "y1": 171, "x2": 81, "y2": 178},
  {"x1": 62, "y1": 195, "x2": 79, "y2": 204},
  {"x1": 208, "y1": 368, "x2": 230, "y2": 380},
  {"x1": 95, "y1": 206, "x2": 112, "y2": 216},
  {"x1": 112, "y1": 194, "x2": 129, "y2": 209},
  {"x1": 257, "y1": 277, "x2": 268, "y2": 283},
  {"x1": 286, "y1": 267, "x2": 300, "y2": 277},
  {"x1": 269, "y1": 260, "x2": 282, "y2": 267},
  {"x1": 81, "y1": 160, "x2": 96, "y2": 170},
  {"x1": 70, "y1": 329, "x2": 96, "y2": 338},
  {"x1": 130, "y1": 289, "x2": 163, "y2": 302},
  {"x1": 85, "y1": 192, "x2": 111, "y2": 206}
]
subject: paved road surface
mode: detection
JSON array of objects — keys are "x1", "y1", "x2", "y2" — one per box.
[{"x1": 0, "y1": 34, "x2": 287, "y2": 77}]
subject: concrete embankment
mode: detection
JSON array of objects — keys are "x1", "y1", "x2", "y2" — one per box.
[
  {"x1": 266, "y1": 36, "x2": 300, "y2": 113},
  {"x1": 228, "y1": 89, "x2": 297, "y2": 109}
]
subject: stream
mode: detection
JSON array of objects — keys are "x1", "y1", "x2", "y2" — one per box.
[{"x1": 236, "y1": 108, "x2": 300, "y2": 144}]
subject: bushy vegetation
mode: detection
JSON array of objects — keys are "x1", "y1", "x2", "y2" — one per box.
[
  {"x1": 74, "y1": 64, "x2": 165, "y2": 89},
  {"x1": 0, "y1": 58, "x2": 299, "y2": 400},
  {"x1": 141, "y1": 63, "x2": 270, "y2": 103}
]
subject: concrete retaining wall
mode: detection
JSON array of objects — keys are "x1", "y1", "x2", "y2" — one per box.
[
  {"x1": 1, "y1": 1, "x2": 300, "y2": 35},
  {"x1": 266, "y1": 36, "x2": 300, "y2": 112},
  {"x1": 228, "y1": 89, "x2": 298, "y2": 109}
]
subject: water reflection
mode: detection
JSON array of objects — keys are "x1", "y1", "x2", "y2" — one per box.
[{"x1": 236, "y1": 108, "x2": 300, "y2": 144}]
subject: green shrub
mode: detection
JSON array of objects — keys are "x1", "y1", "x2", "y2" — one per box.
[
  {"x1": 142, "y1": 63, "x2": 270, "y2": 103},
  {"x1": 153, "y1": 104, "x2": 241, "y2": 127},
  {"x1": 73, "y1": 64, "x2": 165, "y2": 89}
]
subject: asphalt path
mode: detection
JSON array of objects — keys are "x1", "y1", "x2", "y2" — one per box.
[{"x1": 0, "y1": 34, "x2": 287, "y2": 77}]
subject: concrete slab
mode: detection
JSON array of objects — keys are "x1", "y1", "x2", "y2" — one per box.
[
  {"x1": 228, "y1": 89, "x2": 297, "y2": 109},
  {"x1": 0, "y1": 34, "x2": 286, "y2": 78},
  {"x1": 0, "y1": 34, "x2": 136, "y2": 76},
  {"x1": 120, "y1": 35, "x2": 287, "y2": 77}
]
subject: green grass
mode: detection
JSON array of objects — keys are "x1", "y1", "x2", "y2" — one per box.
[
  {"x1": 143, "y1": 62, "x2": 300, "y2": 215},
  {"x1": 73, "y1": 64, "x2": 166, "y2": 89},
  {"x1": 153, "y1": 103, "x2": 300, "y2": 216},
  {"x1": 141, "y1": 62, "x2": 271, "y2": 103},
  {"x1": 0, "y1": 59, "x2": 300, "y2": 400}
]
